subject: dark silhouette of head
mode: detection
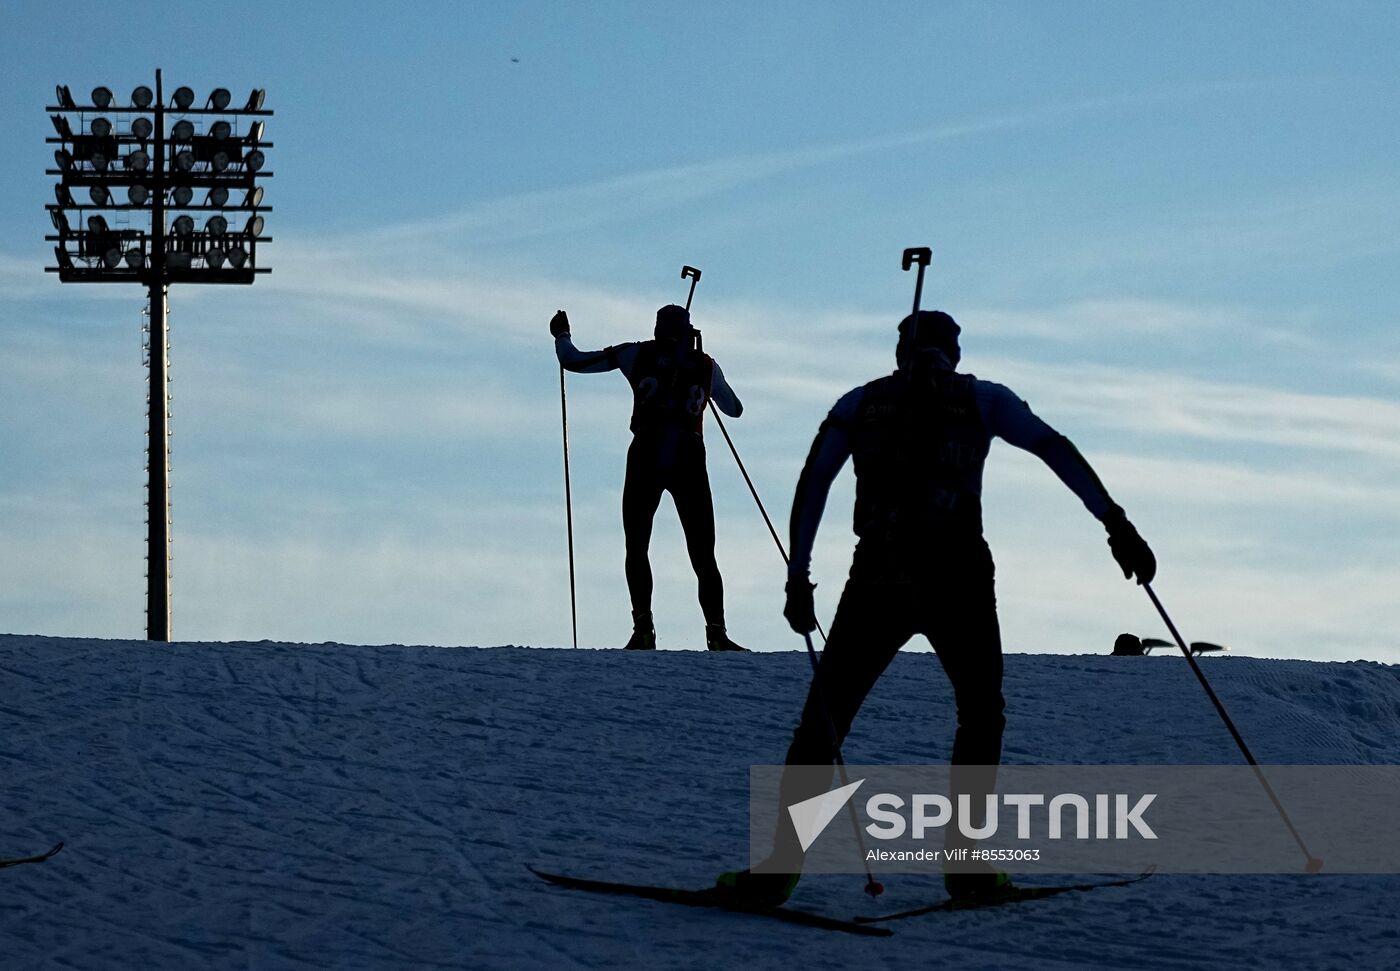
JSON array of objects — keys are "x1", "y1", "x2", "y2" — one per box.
[
  {"x1": 896, "y1": 310, "x2": 960, "y2": 370},
  {"x1": 655, "y1": 304, "x2": 693, "y2": 343}
]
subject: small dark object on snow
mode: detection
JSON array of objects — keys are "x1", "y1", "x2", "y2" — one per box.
[
  {"x1": 1113, "y1": 633, "x2": 1145, "y2": 656},
  {"x1": 0, "y1": 841, "x2": 63, "y2": 870}
]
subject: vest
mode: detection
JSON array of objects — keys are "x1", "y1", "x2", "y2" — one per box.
[
  {"x1": 848, "y1": 370, "x2": 990, "y2": 543},
  {"x1": 626, "y1": 340, "x2": 714, "y2": 436}
]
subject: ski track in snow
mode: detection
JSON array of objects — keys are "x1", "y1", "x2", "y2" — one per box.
[{"x1": 1, "y1": 634, "x2": 1398, "y2": 969}]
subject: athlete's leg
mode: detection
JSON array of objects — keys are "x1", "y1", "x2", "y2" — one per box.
[
  {"x1": 923, "y1": 550, "x2": 1006, "y2": 767},
  {"x1": 621, "y1": 438, "x2": 665, "y2": 619},
  {"x1": 765, "y1": 576, "x2": 916, "y2": 870},
  {"x1": 669, "y1": 441, "x2": 725, "y2": 627},
  {"x1": 921, "y1": 544, "x2": 1006, "y2": 855}
]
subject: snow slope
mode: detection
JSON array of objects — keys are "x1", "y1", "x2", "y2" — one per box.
[{"x1": 2, "y1": 634, "x2": 1398, "y2": 969}]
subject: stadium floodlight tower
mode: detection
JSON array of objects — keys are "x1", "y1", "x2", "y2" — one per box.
[{"x1": 45, "y1": 71, "x2": 272, "y2": 642}]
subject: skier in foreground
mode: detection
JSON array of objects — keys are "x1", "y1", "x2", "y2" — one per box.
[
  {"x1": 717, "y1": 309, "x2": 1157, "y2": 905},
  {"x1": 552, "y1": 305, "x2": 749, "y2": 652}
]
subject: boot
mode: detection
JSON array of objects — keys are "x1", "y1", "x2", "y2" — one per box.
[
  {"x1": 713, "y1": 867, "x2": 800, "y2": 908},
  {"x1": 624, "y1": 611, "x2": 656, "y2": 651},
  {"x1": 943, "y1": 861, "x2": 1014, "y2": 901},
  {"x1": 705, "y1": 624, "x2": 748, "y2": 652}
]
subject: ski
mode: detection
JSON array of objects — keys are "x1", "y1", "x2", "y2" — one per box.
[
  {"x1": 0, "y1": 841, "x2": 63, "y2": 870},
  {"x1": 529, "y1": 866, "x2": 893, "y2": 937},
  {"x1": 854, "y1": 867, "x2": 1155, "y2": 923}
]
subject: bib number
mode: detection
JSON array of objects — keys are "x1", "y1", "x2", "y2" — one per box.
[{"x1": 686, "y1": 384, "x2": 707, "y2": 416}]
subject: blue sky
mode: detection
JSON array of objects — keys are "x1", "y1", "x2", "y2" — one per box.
[{"x1": 2, "y1": 1, "x2": 1397, "y2": 660}]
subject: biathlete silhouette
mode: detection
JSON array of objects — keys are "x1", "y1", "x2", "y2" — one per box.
[
  {"x1": 552, "y1": 303, "x2": 748, "y2": 652},
  {"x1": 715, "y1": 250, "x2": 1156, "y2": 907}
]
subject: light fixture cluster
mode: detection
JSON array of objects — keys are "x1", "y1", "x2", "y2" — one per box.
[{"x1": 46, "y1": 78, "x2": 272, "y2": 283}]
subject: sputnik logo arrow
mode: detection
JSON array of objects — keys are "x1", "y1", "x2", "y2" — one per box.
[{"x1": 787, "y1": 779, "x2": 865, "y2": 852}]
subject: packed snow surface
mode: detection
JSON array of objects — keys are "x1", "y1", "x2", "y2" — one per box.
[{"x1": 3, "y1": 634, "x2": 1398, "y2": 969}]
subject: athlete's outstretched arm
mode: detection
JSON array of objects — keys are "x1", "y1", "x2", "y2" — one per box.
[
  {"x1": 977, "y1": 382, "x2": 1115, "y2": 518},
  {"x1": 979, "y1": 381, "x2": 1155, "y2": 583},
  {"x1": 551, "y1": 312, "x2": 639, "y2": 376},
  {"x1": 710, "y1": 361, "x2": 743, "y2": 418}
]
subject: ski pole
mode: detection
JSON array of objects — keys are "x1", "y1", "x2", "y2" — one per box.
[
  {"x1": 1142, "y1": 582, "x2": 1323, "y2": 872},
  {"x1": 706, "y1": 407, "x2": 832, "y2": 648},
  {"x1": 559, "y1": 364, "x2": 578, "y2": 650},
  {"x1": 708, "y1": 409, "x2": 787, "y2": 561},
  {"x1": 902, "y1": 246, "x2": 931, "y2": 321},
  {"x1": 804, "y1": 631, "x2": 885, "y2": 897}
]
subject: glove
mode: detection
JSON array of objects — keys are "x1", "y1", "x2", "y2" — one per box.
[
  {"x1": 1104, "y1": 507, "x2": 1156, "y2": 585},
  {"x1": 550, "y1": 309, "x2": 570, "y2": 337},
  {"x1": 784, "y1": 576, "x2": 817, "y2": 634}
]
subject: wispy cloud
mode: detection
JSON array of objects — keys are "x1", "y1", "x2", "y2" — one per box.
[
  {"x1": 1087, "y1": 451, "x2": 1400, "y2": 514},
  {"x1": 978, "y1": 355, "x2": 1400, "y2": 464},
  {"x1": 1049, "y1": 176, "x2": 1400, "y2": 282},
  {"x1": 340, "y1": 81, "x2": 1283, "y2": 250},
  {"x1": 355, "y1": 114, "x2": 1031, "y2": 246},
  {"x1": 1356, "y1": 353, "x2": 1400, "y2": 387},
  {"x1": 968, "y1": 299, "x2": 1316, "y2": 345}
]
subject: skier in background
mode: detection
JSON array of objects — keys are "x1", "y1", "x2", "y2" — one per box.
[
  {"x1": 552, "y1": 305, "x2": 748, "y2": 652},
  {"x1": 718, "y1": 309, "x2": 1157, "y2": 905}
]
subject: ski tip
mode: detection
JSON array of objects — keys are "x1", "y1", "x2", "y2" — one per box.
[{"x1": 528, "y1": 865, "x2": 576, "y2": 887}]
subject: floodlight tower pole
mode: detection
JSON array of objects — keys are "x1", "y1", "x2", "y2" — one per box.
[
  {"x1": 146, "y1": 69, "x2": 171, "y2": 641},
  {"x1": 147, "y1": 283, "x2": 170, "y2": 641}
]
